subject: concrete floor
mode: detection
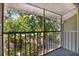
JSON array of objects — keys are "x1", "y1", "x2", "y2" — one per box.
[{"x1": 44, "y1": 47, "x2": 78, "y2": 56}]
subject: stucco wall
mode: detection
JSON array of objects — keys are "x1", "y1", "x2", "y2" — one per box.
[
  {"x1": 62, "y1": 14, "x2": 77, "y2": 53},
  {"x1": 64, "y1": 15, "x2": 77, "y2": 31}
]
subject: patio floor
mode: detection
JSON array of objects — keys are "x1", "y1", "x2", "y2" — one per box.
[{"x1": 44, "y1": 47, "x2": 78, "y2": 56}]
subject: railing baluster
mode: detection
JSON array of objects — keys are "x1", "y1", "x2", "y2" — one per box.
[
  {"x1": 25, "y1": 33, "x2": 26, "y2": 56},
  {"x1": 71, "y1": 32, "x2": 72, "y2": 50},
  {"x1": 29, "y1": 33, "x2": 31, "y2": 56},
  {"x1": 54, "y1": 32, "x2": 56, "y2": 49},
  {"x1": 47, "y1": 33, "x2": 48, "y2": 51},
  {"x1": 14, "y1": 34, "x2": 16, "y2": 56},
  {"x1": 41, "y1": 32, "x2": 43, "y2": 55},
  {"x1": 68, "y1": 32, "x2": 69, "y2": 49},
  {"x1": 8, "y1": 34, "x2": 10, "y2": 56},
  {"x1": 45, "y1": 33, "x2": 47, "y2": 53},
  {"x1": 4, "y1": 31, "x2": 61, "y2": 56},
  {"x1": 63, "y1": 32, "x2": 64, "y2": 47},
  {"x1": 51, "y1": 32, "x2": 52, "y2": 49},
  {"x1": 19, "y1": 33, "x2": 22, "y2": 56},
  {"x1": 50, "y1": 32, "x2": 52, "y2": 49},
  {"x1": 44, "y1": 33, "x2": 46, "y2": 54},
  {"x1": 35, "y1": 33, "x2": 38, "y2": 55},
  {"x1": 50, "y1": 32, "x2": 51, "y2": 49},
  {"x1": 33, "y1": 33, "x2": 35, "y2": 55},
  {"x1": 65, "y1": 32, "x2": 66, "y2": 48},
  {"x1": 37, "y1": 33, "x2": 39, "y2": 55},
  {"x1": 48, "y1": 32, "x2": 49, "y2": 51},
  {"x1": 43, "y1": 32, "x2": 46, "y2": 54},
  {"x1": 49, "y1": 32, "x2": 51, "y2": 50},
  {"x1": 39, "y1": 33, "x2": 41, "y2": 55},
  {"x1": 52, "y1": 32, "x2": 54, "y2": 50},
  {"x1": 52, "y1": 32, "x2": 54, "y2": 49},
  {"x1": 38, "y1": 33, "x2": 41, "y2": 55},
  {"x1": 54, "y1": 32, "x2": 55, "y2": 49},
  {"x1": 30, "y1": 33, "x2": 33, "y2": 55},
  {"x1": 75, "y1": 32, "x2": 77, "y2": 53}
]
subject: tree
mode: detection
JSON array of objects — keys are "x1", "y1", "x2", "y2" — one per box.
[{"x1": 4, "y1": 8, "x2": 61, "y2": 55}]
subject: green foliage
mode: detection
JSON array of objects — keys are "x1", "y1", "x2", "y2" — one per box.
[
  {"x1": 4, "y1": 9, "x2": 44, "y2": 32},
  {"x1": 4, "y1": 8, "x2": 61, "y2": 56},
  {"x1": 4, "y1": 8, "x2": 60, "y2": 32},
  {"x1": 45, "y1": 17, "x2": 60, "y2": 31}
]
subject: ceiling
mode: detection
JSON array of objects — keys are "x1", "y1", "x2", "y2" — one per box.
[
  {"x1": 4, "y1": 3, "x2": 77, "y2": 21},
  {"x1": 31, "y1": 3, "x2": 76, "y2": 15},
  {"x1": 31, "y1": 3, "x2": 78, "y2": 21}
]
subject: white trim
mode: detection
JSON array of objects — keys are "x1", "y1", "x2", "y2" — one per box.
[
  {"x1": 62, "y1": 8, "x2": 77, "y2": 21},
  {"x1": 63, "y1": 31, "x2": 77, "y2": 32}
]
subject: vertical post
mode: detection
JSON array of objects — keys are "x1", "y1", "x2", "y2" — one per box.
[
  {"x1": 77, "y1": 8, "x2": 79, "y2": 54},
  {"x1": 2, "y1": 3, "x2": 4, "y2": 56},
  {"x1": 43, "y1": 9, "x2": 45, "y2": 54}
]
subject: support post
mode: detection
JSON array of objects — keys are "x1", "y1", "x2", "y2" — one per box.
[{"x1": 77, "y1": 8, "x2": 79, "y2": 54}]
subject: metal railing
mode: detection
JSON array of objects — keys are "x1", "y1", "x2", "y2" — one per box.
[{"x1": 3, "y1": 31, "x2": 61, "y2": 56}]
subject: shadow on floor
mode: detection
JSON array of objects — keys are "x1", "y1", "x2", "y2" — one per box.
[{"x1": 44, "y1": 47, "x2": 78, "y2": 56}]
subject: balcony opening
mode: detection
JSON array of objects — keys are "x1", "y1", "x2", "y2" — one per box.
[
  {"x1": 2, "y1": 3, "x2": 78, "y2": 56},
  {"x1": 3, "y1": 3, "x2": 61, "y2": 56}
]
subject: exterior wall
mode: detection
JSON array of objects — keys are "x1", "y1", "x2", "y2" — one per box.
[
  {"x1": 0, "y1": 4, "x2": 2, "y2": 55},
  {"x1": 64, "y1": 15, "x2": 77, "y2": 31},
  {"x1": 62, "y1": 14, "x2": 77, "y2": 53}
]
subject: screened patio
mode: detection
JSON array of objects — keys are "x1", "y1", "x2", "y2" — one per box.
[{"x1": 0, "y1": 3, "x2": 79, "y2": 56}]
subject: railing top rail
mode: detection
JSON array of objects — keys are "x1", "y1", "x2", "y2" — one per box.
[
  {"x1": 63, "y1": 31, "x2": 77, "y2": 32},
  {"x1": 3, "y1": 31, "x2": 61, "y2": 34}
]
